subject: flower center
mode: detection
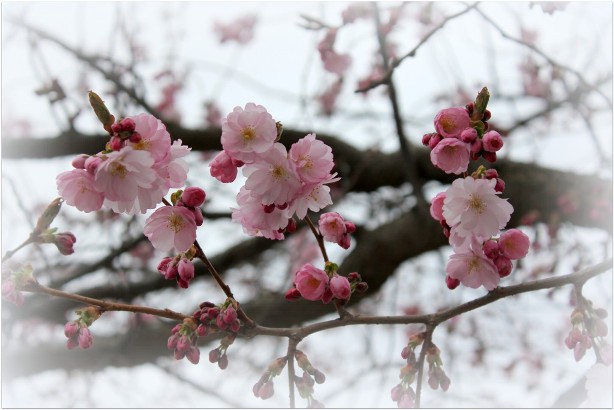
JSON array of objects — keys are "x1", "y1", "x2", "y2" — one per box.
[
  {"x1": 467, "y1": 256, "x2": 480, "y2": 274},
  {"x1": 442, "y1": 117, "x2": 455, "y2": 133},
  {"x1": 109, "y1": 162, "x2": 128, "y2": 178},
  {"x1": 306, "y1": 277, "x2": 321, "y2": 288},
  {"x1": 271, "y1": 165, "x2": 286, "y2": 180},
  {"x1": 132, "y1": 139, "x2": 151, "y2": 151},
  {"x1": 167, "y1": 213, "x2": 185, "y2": 233},
  {"x1": 301, "y1": 155, "x2": 313, "y2": 169},
  {"x1": 242, "y1": 127, "x2": 256, "y2": 142},
  {"x1": 469, "y1": 194, "x2": 485, "y2": 214}
]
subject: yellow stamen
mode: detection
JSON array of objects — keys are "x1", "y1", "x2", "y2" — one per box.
[
  {"x1": 469, "y1": 194, "x2": 485, "y2": 214},
  {"x1": 167, "y1": 213, "x2": 185, "y2": 233},
  {"x1": 110, "y1": 163, "x2": 128, "y2": 178},
  {"x1": 242, "y1": 127, "x2": 256, "y2": 142},
  {"x1": 271, "y1": 165, "x2": 286, "y2": 180}
]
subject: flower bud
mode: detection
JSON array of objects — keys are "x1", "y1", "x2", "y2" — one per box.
[
  {"x1": 64, "y1": 321, "x2": 79, "y2": 338},
  {"x1": 78, "y1": 326, "x2": 93, "y2": 349},
  {"x1": 329, "y1": 275, "x2": 351, "y2": 300},
  {"x1": 445, "y1": 275, "x2": 460, "y2": 290},
  {"x1": 167, "y1": 334, "x2": 179, "y2": 350},
  {"x1": 494, "y1": 255, "x2": 513, "y2": 278},
  {"x1": 258, "y1": 381, "x2": 274, "y2": 400},
  {"x1": 313, "y1": 369, "x2": 326, "y2": 384},
  {"x1": 71, "y1": 155, "x2": 89, "y2": 169},
  {"x1": 35, "y1": 198, "x2": 63, "y2": 232},
  {"x1": 157, "y1": 257, "x2": 173, "y2": 275},
  {"x1": 482, "y1": 151, "x2": 497, "y2": 163},
  {"x1": 209, "y1": 348, "x2": 220, "y2": 363},
  {"x1": 182, "y1": 187, "x2": 206, "y2": 208},
  {"x1": 178, "y1": 259, "x2": 194, "y2": 283},
  {"x1": 285, "y1": 287, "x2": 302, "y2": 301},
  {"x1": 223, "y1": 307, "x2": 238, "y2": 324},
  {"x1": 482, "y1": 239, "x2": 500, "y2": 260},
  {"x1": 218, "y1": 353, "x2": 229, "y2": 369},
  {"x1": 186, "y1": 345, "x2": 201, "y2": 364},
  {"x1": 54, "y1": 232, "x2": 76, "y2": 255},
  {"x1": 494, "y1": 178, "x2": 506, "y2": 193},
  {"x1": 459, "y1": 127, "x2": 477, "y2": 143},
  {"x1": 355, "y1": 282, "x2": 369, "y2": 293},
  {"x1": 286, "y1": 218, "x2": 297, "y2": 233}
]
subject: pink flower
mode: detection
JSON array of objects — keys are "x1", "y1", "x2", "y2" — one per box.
[
  {"x1": 128, "y1": 113, "x2": 172, "y2": 162},
  {"x1": 144, "y1": 206, "x2": 197, "y2": 252},
  {"x1": 318, "y1": 212, "x2": 352, "y2": 249},
  {"x1": 290, "y1": 133, "x2": 334, "y2": 184},
  {"x1": 330, "y1": 275, "x2": 351, "y2": 300},
  {"x1": 221, "y1": 103, "x2": 277, "y2": 163},
  {"x1": 210, "y1": 150, "x2": 238, "y2": 183},
  {"x1": 434, "y1": 107, "x2": 471, "y2": 138},
  {"x1": 446, "y1": 241, "x2": 500, "y2": 291},
  {"x1": 429, "y1": 192, "x2": 447, "y2": 222},
  {"x1": 181, "y1": 187, "x2": 206, "y2": 208},
  {"x1": 498, "y1": 229, "x2": 530, "y2": 259},
  {"x1": 243, "y1": 143, "x2": 301, "y2": 206},
  {"x1": 56, "y1": 169, "x2": 105, "y2": 213},
  {"x1": 482, "y1": 130, "x2": 504, "y2": 152},
  {"x1": 294, "y1": 264, "x2": 329, "y2": 301},
  {"x1": 430, "y1": 138, "x2": 470, "y2": 174},
  {"x1": 231, "y1": 187, "x2": 290, "y2": 240},
  {"x1": 289, "y1": 174, "x2": 339, "y2": 220},
  {"x1": 94, "y1": 147, "x2": 156, "y2": 202},
  {"x1": 443, "y1": 177, "x2": 513, "y2": 242}
]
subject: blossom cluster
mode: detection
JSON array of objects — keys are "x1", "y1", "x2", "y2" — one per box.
[
  {"x1": 318, "y1": 212, "x2": 355, "y2": 249},
  {"x1": 210, "y1": 103, "x2": 339, "y2": 240},
  {"x1": 63, "y1": 306, "x2": 101, "y2": 350},
  {"x1": 294, "y1": 350, "x2": 326, "y2": 408},
  {"x1": 426, "y1": 90, "x2": 530, "y2": 291},
  {"x1": 286, "y1": 265, "x2": 367, "y2": 304},
  {"x1": 391, "y1": 332, "x2": 425, "y2": 408},
  {"x1": 565, "y1": 296, "x2": 611, "y2": 364},
  {"x1": 252, "y1": 357, "x2": 288, "y2": 400},
  {"x1": 57, "y1": 114, "x2": 190, "y2": 215},
  {"x1": 167, "y1": 319, "x2": 201, "y2": 364}
]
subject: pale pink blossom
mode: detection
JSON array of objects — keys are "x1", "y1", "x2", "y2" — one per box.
[
  {"x1": 128, "y1": 113, "x2": 172, "y2": 162},
  {"x1": 144, "y1": 206, "x2": 197, "y2": 252},
  {"x1": 294, "y1": 264, "x2": 329, "y2": 301},
  {"x1": 434, "y1": 107, "x2": 471, "y2": 138},
  {"x1": 243, "y1": 143, "x2": 301, "y2": 206},
  {"x1": 446, "y1": 240, "x2": 500, "y2": 291},
  {"x1": 231, "y1": 187, "x2": 290, "y2": 240},
  {"x1": 319, "y1": 212, "x2": 352, "y2": 249},
  {"x1": 290, "y1": 133, "x2": 334, "y2": 184},
  {"x1": 210, "y1": 150, "x2": 239, "y2": 183},
  {"x1": 498, "y1": 229, "x2": 530, "y2": 260},
  {"x1": 430, "y1": 138, "x2": 470, "y2": 174},
  {"x1": 443, "y1": 177, "x2": 513, "y2": 242},
  {"x1": 289, "y1": 174, "x2": 339, "y2": 220},
  {"x1": 221, "y1": 103, "x2": 277, "y2": 163},
  {"x1": 430, "y1": 192, "x2": 446, "y2": 222},
  {"x1": 329, "y1": 274, "x2": 351, "y2": 300},
  {"x1": 57, "y1": 169, "x2": 105, "y2": 213},
  {"x1": 94, "y1": 147, "x2": 156, "y2": 202}
]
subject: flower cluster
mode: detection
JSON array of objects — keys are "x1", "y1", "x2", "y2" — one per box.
[
  {"x1": 57, "y1": 113, "x2": 190, "y2": 215},
  {"x1": 167, "y1": 319, "x2": 201, "y2": 364},
  {"x1": 318, "y1": 212, "x2": 355, "y2": 249},
  {"x1": 286, "y1": 264, "x2": 367, "y2": 304},
  {"x1": 252, "y1": 357, "x2": 288, "y2": 400},
  {"x1": 565, "y1": 295, "x2": 611, "y2": 363},
  {"x1": 425, "y1": 345, "x2": 450, "y2": 392},
  {"x1": 157, "y1": 254, "x2": 195, "y2": 288},
  {"x1": 144, "y1": 187, "x2": 205, "y2": 254},
  {"x1": 64, "y1": 306, "x2": 101, "y2": 350},
  {"x1": 391, "y1": 333, "x2": 424, "y2": 408},
  {"x1": 210, "y1": 103, "x2": 338, "y2": 240},
  {"x1": 294, "y1": 350, "x2": 326, "y2": 408},
  {"x1": 427, "y1": 89, "x2": 530, "y2": 291},
  {"x1": 208, "y1": 334, "x2": 236, "y2": 370}
]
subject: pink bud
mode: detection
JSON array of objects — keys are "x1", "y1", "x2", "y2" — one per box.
[
  {"x1": 191, "y1": 207, "x2": 204, "y2": 226},
  {"x1": 470, "y1": 138, "x2": 482, "y2": 155},
  {"x1": 459, "y1": 127, "x2": 477, "y2": 143},
  {"x1": 64, "y1": 321, "x2": 79, "y2": 338},
  {"x1": 209, "y1": 349, "x2": 220, "y2": 363},
  {"x1": 186, "y1": 345, "x2": 201, "y2": 364},
  {"x1": 71, "y1": 155, "x2": 88, "y2": 169},
  {"x1": 484, "y1": 168, "x2": 499, "y2": 179},
  {"x1": 216, "y1": 314, "x2": 228, "y2": 330},
  {"x1": 229, "y1": 321, "x2": 241, "y2": 333},
  {"x1": 218, "y1": 353, "x2": 229, "y2": 369},
  {"x1": 253, "y1": 381, "x2": 264, "y2": 397},
  {"x1": 167, "y1": 334, "x2": 179, "y2": 349},
  {"x1": 321, "y1": 287, "x2": 334, "y2": 304},
  {"x1": 428, "y1": 374, "x2": 439, "y2": 390},
  {"x1": 109, "y1": 136, "x2": 123, "y2": 151},
  {"x1": 196, "y1": 324, "x2": 208, "y2": 337},
  {"x1": 285, "y1": 287, "x2": 302, "y2": 301},
  {"x1": 391, "y1": 384, "x2": 403, "y2": 402},
  {"x1": 129, "y1": 132, "x2": 142, "y2": 144},
  {"x1": 78, "y1": 326, "x2": 93, "y2": 349},
  {"x1": 482, "y1": 130, "x2": 504, "y2": 152},
  {"x1": 174, "y1": 349, "x2": 186, "y2": 360},
  {"x1": 313, "y1": 369, "x2": 326, "y2": 384},
  {"x1": 165, "y1": 264, "x2": 178, "y2": 280},
  {"x1": 176, "y1": 335, "x2": 191, "y2": 354},
  {"x1": 178, "y1": 259, "x2": 194, "y2": 283},
  {"x1": 223, "y1": 307, "x2": 238, "y2": 324},
  {"x1": 445, "y1": 275, "x2": 460, "y2": 290},
  {"x1": 494, "y1": 178, "x2": 506, "y2": 193},
  {"x1": 428, "y1": 134, "x2": 442, "y2": 150},
  {"x1": 54, "y1": 232, "x2": 76, "y2": 255},
  {"x1": 482, "y1": 151, "x2": 497, "y2": 163},
  {"x1": 157, "y1": 257, "x2": 173, "y2": 274},
  {"x1": 483, "y1": 109, "x2": 491, "y2": 121},
  {"x1": 494, "y1": 256, "x2": 513, "y2": 278},
  {"x1": 258, "y1": 381, "x2": 274, "y2": 400},
  {"x1": 440, "y1": 374, "x2": 451, "y2": 392},
  {"x1": 344, "y1": 221, "x2": 356, "y2": 233},
  {"x1": 120, "y1": 118, "x2": 136, "y2": 132},
  {"x1": 182, "y1": 187, "x2": 206, "y2": 208},
  {"x1": 422, "y1": 133, "x2": 433, "y2": 146},
  {"x1": 348, "y1": 272, "x2": 361, "y2": 282},
  {"x1": 482, "y1": 239, "x2": 500, "y2": 259},
  {"x1": 355, "y1": 282, "x2": 368, "y2": 293},
  {"x1": 84, "y1": 156, "x2": 102, "y2": 174},
  {"x1": 329, "y1": 275, "x2": 351, "y2": 300},
  {"x1": 499, "y1": 229, "x2": 530, "y2": 260}
]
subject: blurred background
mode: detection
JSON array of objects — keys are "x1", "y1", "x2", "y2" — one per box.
[{"x1": 1, "y1": 1, "x2": 612, "y2": 407}]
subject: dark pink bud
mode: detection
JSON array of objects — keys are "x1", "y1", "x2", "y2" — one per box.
[
  {"x1": 285, "y1": 287, "x2": 302, "y2": 301},
  {"x1": 209, "y1": 349, "x2": 220, "y2": 363},
  {"x1": 321, "y1": 287, "x2": 334, "y2": 304},
  {"x1": 223, "y1": 307, "x2": 238, "y2": 324},
  {"x1": 165, "y1": 264, "x2": 178, "y2": 280},
  {"x1": 494, "y1": 256, "x2": 513, "y2": 278},
  {"x1": 174, "y1": 349, "x2": 186, "y2": 360},
  {"x1": 182, "y1": 187, "x2": 206, "y2": 208},
  {"x1": 167, "y1": 334, "x2": 179, "y2": 350},
  {"x1": 64, "y1": 321, "x2": 79, "y2": 338},
  {"x1": 482, "y1": 151, "x2": 497, "y2": 163},
  {"x1": 129, "y1": 132, "x2": 142, "y2": 143},
  {"x1": 482, "y1": 240, "x2": 500, "y2": 259},
  {"x1": 216, "y1": 314, "x2": 228, "y2": 330},
  {"x1": 196, "y1": 324, "x2": 208, "y2": 337},
  {"x1": 445, "y1": 275, "x2": 460, "y2": 290},
  {"x1": 263, "y1": 204, "x2": 276, "y2": 214},
  {"x1": 186, "y1": 346, "x2": 201, "y2": 364},
  {"x1": 120, "y1": 118, "x2": 136, "y2": 132},
  {"x1": 459, "y1": 127, "x2": 477, "y2": 143},
  {"x1": 428, "y1": 134, "x2": 442, "y2": 150},
  {"x1": 71, "y1": 155, "x2": 88, "y2": 169},
  {"x1": 465, "y1": 102, "x2": 474, "y2": 115},
  {"x1": 422, "y1": 133, "x2": 432, "y2": 146},
  {"x1": 191, "y1": 207, "x2": 204, "y2": 226},
  {"x1": 483, "y1": 168, "x2": 498, "y2": 179},
  {"x1": 109, "y1": 136, "x2": 123, "y2": 151},
  {"x1": 218, "y1": 353, "x2": 229, "y2": 369},
  {"x1": 347, "y1": 272, "x2": 361, "y2": 282},
  {"x1": 494, "y1": 178, "x2": 506, "y2": 193},
  {"x1": 355, "y1": 282, "x2": 368, "y2": 293},
  {"x1": 483, "y1": 109, "x2": 491, "y2": 121},
  {"x1": 470, "y1": 138, "x2": 482, "y2": 155},
  {"x1": 229, "y1": 321, "x2": 241, "y2": 333},
  {"x1": 178, "y1": 259, "x2": 194, "y2": 283},
  {"x1": 54, "y1": 232, "x2": 76, "y2": 255},
  {"x1": 344, "y1": 221, "x2": 356, "y2": 233},
  {"x1": 157, "y1": 257, "x2": 173, "y2": 274},
  {"x1": 199, "y1": 301, "x2": 215, "y2": 309},
  {"x1": 111, "y1": 123, "x2": 122, "y2": 133},
  {"x1": 286, "y1": 218, "x2": 297, "y2": 233}
]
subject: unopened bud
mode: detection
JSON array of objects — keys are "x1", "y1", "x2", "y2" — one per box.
[
  {"x1": 88, "y1": 91, "x2": 115, "y2": 133},
  {"x1": 35, "y1": 198, "x2": 62, "y2": 232},
  {"x1": 218, "y1": 353, "x2": 229, "y2": 369}
]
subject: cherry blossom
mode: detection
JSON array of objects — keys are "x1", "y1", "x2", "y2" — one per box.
[
  {"x1": 221, "y1": 103, "x2": 277, "y2": 163},
  {"x1": 210, "y1": 150, "x2": 239, "y2": 183},
  {"x1": 294, "y1": 264, "x2": 329, "y2": 301},
  {"x1": 433, "y1": 107, "x2": 471, "y2": 138},
  {"x1": 430, "y1": 138, "x2": 470, "y2": 174},
  {"x1": 144, "y1": 206, "x2": 197, "y2": 252},
  {"x1": 329, "y1": 274, "x2": 351, "y2": 300},
  {"x1": 289, "y1": 133, "x2": 334, "y2": 184},
  {"x1": 56, "y1": 169, "x2": 105, "y2": 213},
  {"x1": 446, "y1": 239, "x2": 500, "y2": 291},
  {"x1": 94, "y1": 147, "x2": 156, "y2": 202},
  {"x1": 498, "y1": 229, "x2": 530, "y2": 259}
]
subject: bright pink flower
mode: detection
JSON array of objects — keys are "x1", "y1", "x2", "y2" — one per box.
[
  {"x1": 430, "y1": 138, "x2": 470, "y2": 174},
  {"x1": 294, "y1": 264, "x2": 329, "y2": 301},
  {"x1": 446, "y1": 241, "x2": 500, "y2": 291},
  {"x1": 94, "y1": 147, "x2": 156, "y2": 202},
  {"x1": 330, "y1": 275, "x2": 351, "y2": 300},
  {"x1": 434, "y1": 107, "x2": 471, "y2": 138},
  {"x1": 290, "y1": 133, "x2": 334, "y2": 184},
  {"x1": 443, "y1": 177, "x2": 513, "y2": 242},
  {"x1": 482, "y1": 130, "x2": 504, "y2": 152},
  {"x1": 243, "y1": 143, "x2": 301, "y2": 206},
  {"x1": 221, "y1": 103, "x2": 277, "y2": 163},
  {"x1": 210, "y1": 150, "x2": 238, "y2": 183},
  {"x1": 57, "y1": 169, "x2": 105, "y2": 213},
  {"x1": 430, "y1": 192, "x2": 446, "y2": 222},
  {"x1": 498, "y1": 229, "x2": 530, "y2": 260},
  {"x1": 128, "y1": 113, "x2": 172, "y2": 162},
  {"x1": 182, "y1": 187, "x2": 206, "y2": 208},
  {"x1": 144, "y1": 206, "x2": 197, "y2": 252},
  {"x1": 319, "y1": 212, "x2": 352, "y2": 249}
]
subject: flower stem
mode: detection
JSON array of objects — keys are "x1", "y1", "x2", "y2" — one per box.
[{"x1": 304, "y1": 215, "x2": 329, "y2": 263}]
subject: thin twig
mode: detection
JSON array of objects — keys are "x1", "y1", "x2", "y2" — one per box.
[
  {"x1": 287, "y1": 338, "x2": 299, "y2": 408},
  {"x1": 414, "y1": 325, "x2": 435, "y2": 408},
  {"x1": 304, "y1": 215, "x2": 329, "y2": 263}
]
